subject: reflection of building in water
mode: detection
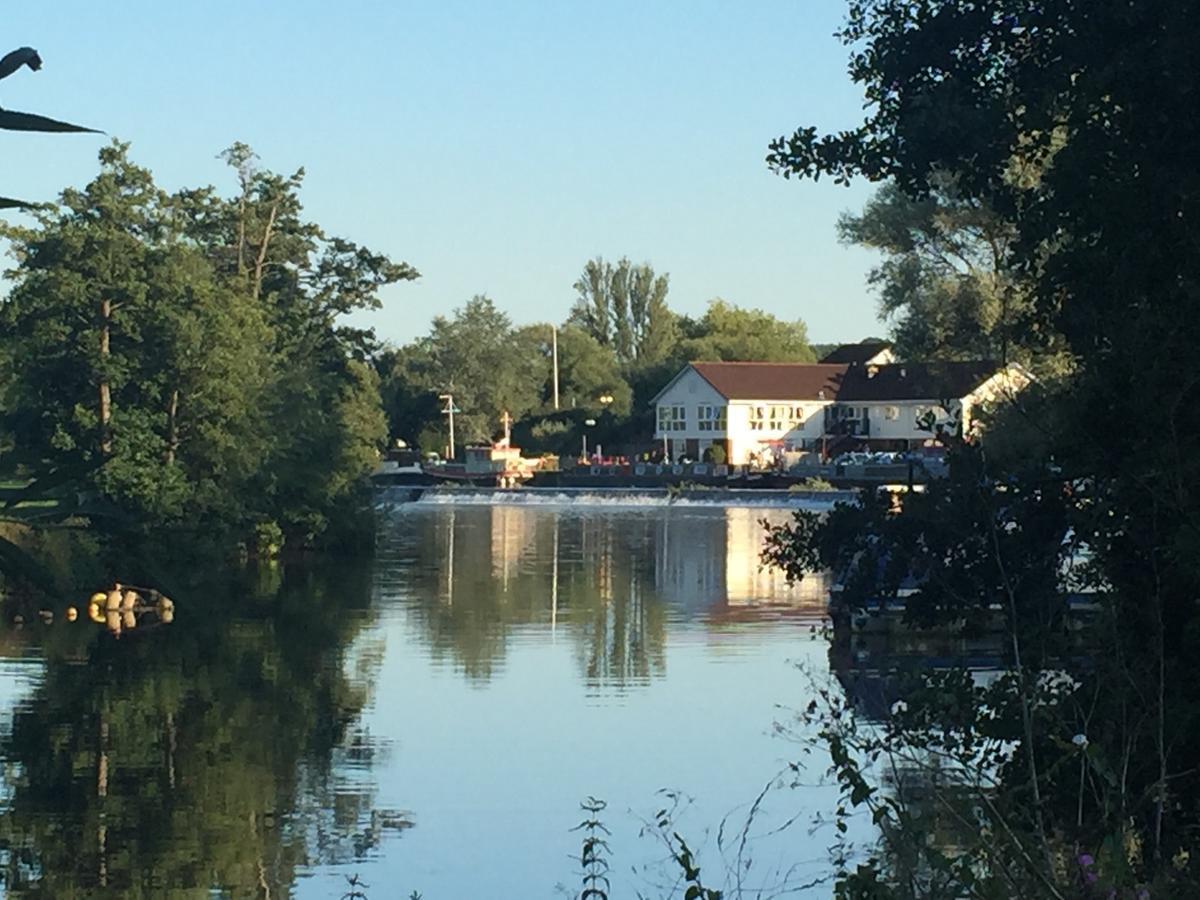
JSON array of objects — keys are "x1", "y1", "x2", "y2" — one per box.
[
  {"x1": 723, "y1": 508, "x2": 830, "y2": 610},
  {"x1": 489, "y1": 505, "x2": 539, "y2": 589},
  {"x1": 653, "y1": 508, "x2": 829, "y2": 617}
]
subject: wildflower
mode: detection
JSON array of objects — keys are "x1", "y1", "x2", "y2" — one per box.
[{"x1": 1072, "y1": 734, "x2": 1088, "y2": 749}]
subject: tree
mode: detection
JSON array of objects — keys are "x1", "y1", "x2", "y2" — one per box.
[
  {"x1": 765, "y1": 1, "x2": 1200, "y2": 894},
  {"x1": 678, "y1": 298, "x2": 816, "y2": 363},
  {"x1": 0, "y1": 141, "x2": 416, "y2": 547},
  {"x1": 383, "y1": 296, "x2": 543, "y2": 451},
  {"x1": 548, "y1": 324, "x2": 631, "y2": 415},
  {"x1": 1, "y1": 143, "x2": 272, "y2": 524},
  {"x1": 569, "y1": 257, "x2": 677, "y2": 368},
  {"x1": 839, "y1": 180, "x2": 1069, "y2": 372}
]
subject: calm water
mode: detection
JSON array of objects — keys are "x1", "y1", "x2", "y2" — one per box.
[{"x1": 0, "y1": 501, "x2": 875, "y2": 898}]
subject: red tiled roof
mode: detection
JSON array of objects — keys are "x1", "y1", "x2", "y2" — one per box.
[
  {"x1": 838, "y1": 361, "x2": 1001, "y2": 401},
  {"x1": 691, "y1": 362, "x2": 849, "y2": 401},
  {"x1": 688, "y1": 361, "x2": 1000, "y2": 402}
]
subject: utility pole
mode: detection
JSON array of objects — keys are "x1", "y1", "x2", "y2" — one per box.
[
  {"x1": 551, "y1": 325, "x2": 560, "y2": 410},
  {"x1": 439, "y1": 393, "x2": 456, "y2": 460}
]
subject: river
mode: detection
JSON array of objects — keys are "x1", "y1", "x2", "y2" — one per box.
[{"x1": 0, "y1": 500, "x2": 875, "y2": 898}]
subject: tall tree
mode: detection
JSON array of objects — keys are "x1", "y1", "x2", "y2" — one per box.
[
  {"x1": 839, "y1": 179, "x2": 1069, "y2": 372},
  {"x1": 1, "y1": 143, "x2": 272, "y2": 523},
  {"x1": 384, "y1": 296, "x2": 543, "y2": 451},
  {"x1": 1, "y1": 141, "x2": 417, "y2": 545},
  {"x1": 569, "y1": 257, "x2": 677, "y2": 368},
  {"x1": 766, "y1": 1, "x2": 1200, "y2": 894}
]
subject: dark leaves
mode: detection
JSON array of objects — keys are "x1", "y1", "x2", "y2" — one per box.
[
  {"x1": 0, "y1": 107, "x2": 101, "y2": 134},
  {"x1": 0, "y1": 46, "x2": 42, "y2": 80}
]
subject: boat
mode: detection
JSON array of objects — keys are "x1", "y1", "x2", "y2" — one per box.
[{"x1": 422, "y1": 412, "x2": 540, "y2": 488}]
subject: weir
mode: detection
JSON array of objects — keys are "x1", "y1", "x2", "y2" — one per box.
[{"x1": 374, "y1": 485, "x2": 858, "y2": 508}]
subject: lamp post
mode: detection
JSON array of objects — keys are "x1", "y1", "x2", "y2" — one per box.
[
  {"x1": 595, "y1": 395, "x2": 613, "y2": 461},
  {"x1": 551, "y1": 325, "x2": 560, "y2": 410}
]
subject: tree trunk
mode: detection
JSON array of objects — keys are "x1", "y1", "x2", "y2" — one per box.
[
  {"x1": 237, "y1": 191, "x2": 248, "y2": 276},
  {"x1": 98, "y1": 298, "x2": 112, "y2": 456},
  {"x1": 166, "y1": 389, "x2": 180, "y2": 465},
  {"x1": 251, "y1": 201, "x2": 279, "y2": 302}
]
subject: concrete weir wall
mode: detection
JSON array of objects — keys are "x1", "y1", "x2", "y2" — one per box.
[{"x1": 375, "y1": 485, "x2": 860, "y2": 507}]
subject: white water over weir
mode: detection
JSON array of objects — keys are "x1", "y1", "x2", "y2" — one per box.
[{"x1": 375, "y1": 485, "x2": 857, "y2": 509}]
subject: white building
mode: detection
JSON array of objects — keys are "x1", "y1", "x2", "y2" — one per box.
[{"x1": 650, "y1": 352, "x2": 1028, "y2": 465}]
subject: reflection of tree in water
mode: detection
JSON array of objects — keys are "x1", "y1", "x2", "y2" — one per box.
[
  {"x1": 393, "y1": 507, "x2": 669, "y2": 688},
  {"x1": 0, "y1": 560, "x2": 394, "y2": 897}
]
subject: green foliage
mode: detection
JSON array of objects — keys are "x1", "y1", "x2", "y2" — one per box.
[
  {"x1": 702, "y1": 443, "x2": 726, "y2": 465},
  {"x1": 0, "y1": 140, "x2": 415, "y2": 551},
  {"x1": 839, "y1": 180, "x2": 1070, "y2": 375},
  {"x1": 382, "y1": 296, "x2": 542, "y2": 449},
  {"x1": 789, "y1": 476, "x2": 834, "y2": 492},
  {"x1": 679, "y1": 299, "x2": 815, "y2": 363},
  {"x1": 552, "y1": 324, "x2": 633, "y2": 415},
  {"x1": 765, "y1": 2, "x2": 1200, "y2": 894},
  {"x1": 573, "y1": 797, "x2": 611, "y2": 900},
  {"x1": 569, "y1": 256, "x2": 677, "y2": 369}
]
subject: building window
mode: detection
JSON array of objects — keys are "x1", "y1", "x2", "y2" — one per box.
[
  {"x1": 884, "y1": 406, "x2": 900, "y2": 421},
  {"x1": 658, "y1": 404, "x2": 686, "y2": 432},
  {"x1": 749, "y1": 405, "x2": 766, "y2": 431},
  {"x1": 697, "y1": 404, "x2": 726, "y2": 432}
]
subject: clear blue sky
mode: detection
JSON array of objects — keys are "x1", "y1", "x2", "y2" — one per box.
[{"x1": 6, "y1": 1, "x2": 884, "y2": 346}]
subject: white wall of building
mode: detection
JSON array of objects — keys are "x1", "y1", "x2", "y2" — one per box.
[
  {"x1": 652, "y1": 363, "x2": 1027, "y2": 462},
  {"x1": 652, "y1": 367, "x2": 730, "y2": 459}
]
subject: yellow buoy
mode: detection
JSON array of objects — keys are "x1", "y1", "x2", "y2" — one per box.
[
  {"x1": 66, "y1": 606, "x2": 78, "y2": 622},
  {"x1": 160, "y1": 608, "x2": 174, "y2": 625},
  {"x1": 121, "y1": 611, "x2": 137, "y2": 630},
  {"x1": 90, "y1": 592, "x2": 107, "y2": 606},
  {"x1": 157, "y1": 596, "x2": 175, "y2": 614},
  {"x1": 121, "y1": 590, "x2": 139, "y2": 611},
  {"x1": 38, "y1": 610, "x2": 53, "y2": 624},
  {"x1": 88, "y1": 603, "x2": 104, "y2": 623},
  {"x1": 105, "y1": 589, "x2": 122, "y2": 611}
]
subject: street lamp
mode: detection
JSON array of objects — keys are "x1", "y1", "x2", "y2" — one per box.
[{"x1": 593, "y1": 395, "x2": 613, "y2": 462}]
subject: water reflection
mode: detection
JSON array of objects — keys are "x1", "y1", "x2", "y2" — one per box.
[
  {"x1": 0, "y1": 504, "x2": 846, "y2": 898},
  {"x1": 0, "y1": 562, "x2": 388, "y2": 897},
  {"x1": 381, "y1": 503, "x2": 828, "y2": 689}
]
